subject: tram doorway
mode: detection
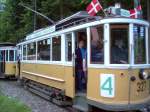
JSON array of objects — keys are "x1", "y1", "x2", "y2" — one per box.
[
  {"x1": 75, "y1": 29, "x2": 87, "y2": 94},
  {"x1": 0, "y1": 50, "x2": 5, "y2": 74}
]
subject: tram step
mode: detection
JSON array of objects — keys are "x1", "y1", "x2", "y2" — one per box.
[
  {"x1": 28, "y1": 86, "x2": 51, "y2": 100},
  {"x1": 26, "y1": 80, "x2": 72, "y2": 106},
  {"x1": 73, "y1": 94, "x2": 90, "y2": 112}
]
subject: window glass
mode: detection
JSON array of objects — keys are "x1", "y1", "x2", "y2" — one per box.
[
  {"x1": 9, "y1": 50, "x2": 14, "y2": 61},
  {"x1": 52, "y1": 36, "x2": 61, "y2": 61},
  {"x1": 134, "y1": 25, "x2": 146, "y2": 64},
  {"x1": 90, "y1": 25, "x2": 104, "y2": 64},
  {"x1": 23, "y1": 45, "x2": 27, "y2": 60},
  {"x1": 37, "y1": 39, "x2": 50, "y2": 61},
  {"x1": 27, "y1": 42, "x2": 36, "y2": 60},
  {"x1": 15, "y1": 50, "x2": 17, "y2": 61},
  {"x1": 6, "y1": 50, "x2": 8, "y2": 61},
  {"x1": 65, "y1": 34, "x2": 72, "y2": 61},
  {"x1": 110, "y1": 24, "x2": 129, "y2": 64},
  {"x1": 0, "y1": 50, "x2": 5, "y2": 61}
]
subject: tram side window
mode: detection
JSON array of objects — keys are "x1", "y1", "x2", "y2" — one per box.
[
  {"x1": 90, "y1": 25, "x2": 104, "y2": 64},
  {"x1": 110, "y1": 24, "x2": 129, "y2": 64},
  {"x1": 23, "y1": 45, "x2": 27, "y2": 60},
  {"x1": 27, "y1": 42, "x2": 36, "y2": 60},
  {"x1": 52, "y1": 36, "x2": 61, "y2": 61},
  {"x1": 65, "y1": 34, "x2": 72, "y2": 62},
  {"x1": 37, "y1": 39, "x2": 51, "y2": 61},
  {"x1": 134, "y1": 25, "x2": 146, "y2": 64},
  {"x1": 9, "y1": 50, "x2": 14, "y2": 61}
]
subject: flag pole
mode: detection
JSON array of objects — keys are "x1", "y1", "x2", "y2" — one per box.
[
  {"x1": 101, "y1": 7, "x2": 108, "y2": 17},
  {"x1": 97, "y1": 0, "x2": 108, "y2": 17}
]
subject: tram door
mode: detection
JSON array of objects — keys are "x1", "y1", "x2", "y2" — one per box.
[
  {"x1": 74, "y1": 29, "x2": 87, "y2": 93},
  {"x1": 0, "y1": 50, "x2": 5, "y2": 74}
]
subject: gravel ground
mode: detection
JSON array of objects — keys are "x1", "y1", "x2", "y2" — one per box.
[{"x1": 0, "y1": 80, "x2": 68, "y2": 112}]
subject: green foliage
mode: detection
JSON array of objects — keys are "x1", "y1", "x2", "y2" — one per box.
[
  {"x1": 0, "y1": 94, "x2": 31, "y2": 112},
  {"x1": 0, "y1": 0, "x2": 149, "y2": 43}
]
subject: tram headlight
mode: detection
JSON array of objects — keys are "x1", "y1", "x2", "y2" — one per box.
[{"x1": 139, "y1": 69, "x2": 149, "y2": 80}]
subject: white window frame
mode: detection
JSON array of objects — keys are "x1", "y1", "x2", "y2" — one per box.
[
  {"x1": 88, "y1": 25, "x2": 105, "y2": 67},
  {"x1": 88, "y1": 23, "x2": 150, "y2": 69},
  {"x1": 132, "y1": 24, "x2": 148, "y2": 66},
  {"x1": 146, "y1": 27, "x2": 149, "y2": 64},
  {"x1": 64, "y1": 32, "x2": 73, "y2": 65},
  {"x1": 51, "y1": 35, "x2": 62, "y2": 63},
  {"x1": 36, "y1": 38, "x2": 51, "y2": 63}
]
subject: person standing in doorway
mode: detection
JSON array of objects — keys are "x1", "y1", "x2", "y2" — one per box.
[{"x1": 75, "y1": 40, "x2": 87, "y2": 92}]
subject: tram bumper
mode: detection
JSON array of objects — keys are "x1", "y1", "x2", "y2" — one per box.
[{"x1": 87, "y1": 97, "x2": 150, "y2": 111}]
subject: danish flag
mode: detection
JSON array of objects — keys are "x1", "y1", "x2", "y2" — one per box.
[
  {"x1": 86, "y1": 0, "x2": 102, "y2": 16},
  {"x1": 130, "y1": 5, "x2": 142, "y2": 18}
]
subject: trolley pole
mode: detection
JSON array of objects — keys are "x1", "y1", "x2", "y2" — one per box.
[
  {"x1": 19, "y1": 3, "x2": 55, "y2": 26},
  {"x1": 33, "y1": 0, "x2": 37, "y2": 30}
]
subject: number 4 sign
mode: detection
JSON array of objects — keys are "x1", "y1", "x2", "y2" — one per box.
[{"x1": 100, "y1": 74, "x2": 115, "y2": 98}]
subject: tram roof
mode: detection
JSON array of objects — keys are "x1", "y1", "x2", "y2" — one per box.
[
  {"x1": 0, "y1": 42, "x2": 15, "y2": 47},
  {"x1": 24, "y1": 11, "x2": 149, "y2": 42}
]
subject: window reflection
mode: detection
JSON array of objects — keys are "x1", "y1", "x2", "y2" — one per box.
[
  {"x1": 134, "y1": 25, "x2": 146, "y2": 64},
  {"x1": 65, "y1": 34, "x2": 72, "y2": 62},
  {"x1": 37, "y1": 39, "x2": 50, "y2": 61},
  {"x1": 9, "y1": 50, "x2": 14, "y2": 61},
  {"x1": 90, "y1": 26, "x2": 104, "y2": 64},
  {"x1": 110, "y1": 24, "x2": 129, "y2": 64},
  {"x1": 27, "y1": 42, "x2": 36, "y2": 60},
  {"x1": 6, "y1": 50, "x2": 8, "y2": 61},
  {"x1": 52, "y1": 36, "x2": 61, "y2": 61}
]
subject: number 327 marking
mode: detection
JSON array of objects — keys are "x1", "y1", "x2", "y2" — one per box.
[{"x1": 137, "y1": 81, "x2": 146, "y2": 92}]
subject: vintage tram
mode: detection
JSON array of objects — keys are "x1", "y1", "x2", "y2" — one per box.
[
  {"x1": 16, "y1": 11, "x2": 150, "y2": 111},
  {"x1": 0, "y1": 43, "x2": 17, "y2": 78}
]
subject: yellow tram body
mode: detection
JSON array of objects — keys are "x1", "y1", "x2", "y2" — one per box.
[
  {"x1": 17, "y1": 12, "x2": 150, "y2": 111},
  {"x1": 87, "y1": 68, "x2": 150, "y2": 110},
  {"x1": 5, "y1": 62, "x2": 16, "y2": 76},
  {"x1": 0, "y1": 43, "x2": 17, "y2": 78}
]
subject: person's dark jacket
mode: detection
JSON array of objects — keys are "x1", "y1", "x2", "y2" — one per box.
[{"x1": 75, "y1": 48, "x2": 83, "y2": 71}]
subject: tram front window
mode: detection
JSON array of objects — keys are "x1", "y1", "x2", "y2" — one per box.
[
  {"x1": 9, "y1": 50, "x2": 14, "y2": 61},
  {"x1": 37, "y1": 39, "x2": 50, "y2": 61},
  {"x1": 110, "y1": 24, "x2": 129, "y2": 64},
  {"x1": 134, "y1": 25, "x2": 146, "y2": 64},
  {"x1": 6, "y1": 50, "x2": 8, "y2": 61},
  {"x1": 90, "y1": 25, "x2": 104, "y2": 64}
]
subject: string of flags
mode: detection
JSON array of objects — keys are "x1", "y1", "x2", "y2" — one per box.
[
  {"x1": 85, "y1": 0, "x2": 142, "y2": 19},
  {"x1": 130, "y1": 5, "x2": 142, "y2": 18}
]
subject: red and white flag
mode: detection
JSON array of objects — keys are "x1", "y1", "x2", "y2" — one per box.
[
  {"x1": 86, "y1": 0, "x2": 102, "y2": 16},
  {"x1": 130, "y1": 5, "x2": 142, "y2": 18}
]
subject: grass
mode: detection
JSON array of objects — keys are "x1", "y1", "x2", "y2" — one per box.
[{"x1": 0, "y1": 94, "x2": 31, "y2": 112}]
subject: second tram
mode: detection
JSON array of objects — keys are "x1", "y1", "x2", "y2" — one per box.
[{"x1": 0, "y1": 43, "x2": 17, "y2": 78}]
